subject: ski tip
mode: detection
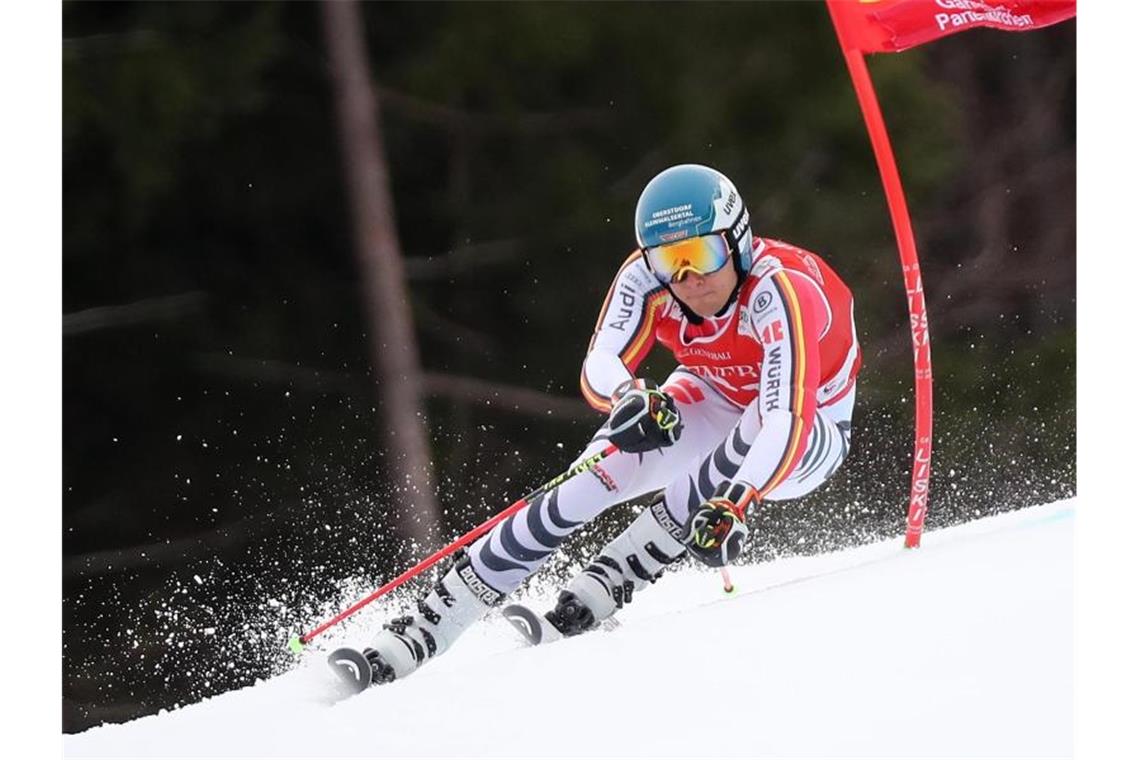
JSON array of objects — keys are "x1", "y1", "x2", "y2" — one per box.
[
  {"x1": 501, "y1": 604, "x2": 546, "y2": 646},
  {"x1": 287, "y1": 636, "x2": 305, "y2": 655},
  {"x1": 327, "y1": 647, "x2": 372, "y2": 695}
]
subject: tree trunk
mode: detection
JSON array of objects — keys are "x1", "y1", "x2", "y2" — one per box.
[{"x1": 321, "y1": 0, "x2": 440, "y2": 554}]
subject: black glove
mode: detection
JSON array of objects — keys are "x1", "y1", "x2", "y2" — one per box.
[
  {"x1": 684, "y1": 481, "x2": 753, "y2": 567},
  {"x1": 605, "y1": 379, "x2": 683, "y2": 453}
]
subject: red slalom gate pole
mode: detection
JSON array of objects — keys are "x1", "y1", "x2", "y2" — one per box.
[
  {"x1": 827, "y1": 5, "x2": 934, "y2": 549},
  {"x1": 290, "y1": 443, "x2": 620, "y2": 652}
]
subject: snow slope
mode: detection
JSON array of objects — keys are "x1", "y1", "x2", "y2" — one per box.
[{"x1": 65, "y1": 499, "x2": 1074, "y2": 759}]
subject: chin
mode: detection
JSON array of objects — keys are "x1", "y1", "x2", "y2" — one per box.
[
  {"x1": 676, "y1": 289, "x2": 732, "y2": 318},
  {"x1": 691, "y1": 300, "x2": 721, "y2": 318}
]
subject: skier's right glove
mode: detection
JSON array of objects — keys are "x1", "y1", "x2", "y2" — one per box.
[
  {"x1": 683, "y1": 481, "x2": 753, "y2": 567},
  {"x1": 605, "y1": 379, "x2": 683, "y2": 453}
]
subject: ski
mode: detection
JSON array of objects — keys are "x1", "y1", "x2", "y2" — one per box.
[
  {"x1": 501, "y1": 604, "x2": 564, "y2": 646},
  {"x1": 326, "y1": 646, "x2": 375, "y2": 696},
  {"x1": 501, "y1": 603, "x2": 620, "y2": 647}
]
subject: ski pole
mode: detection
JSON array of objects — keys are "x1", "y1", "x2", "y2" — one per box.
[
  {"x1": 719, "y1": 567, "x2": 735, "y2": 594},
  {"x1": 289, "y1": 443, "x2": 620, "y2": 653}
]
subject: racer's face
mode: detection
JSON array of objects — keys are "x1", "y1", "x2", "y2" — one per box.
[{"x1": 670, "y1": 259, "x2": 739, "y2": 317}]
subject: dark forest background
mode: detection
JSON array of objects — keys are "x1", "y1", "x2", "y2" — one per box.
[{"x1": 62, "y1": 1, "x2": 1075, "y2": 733}]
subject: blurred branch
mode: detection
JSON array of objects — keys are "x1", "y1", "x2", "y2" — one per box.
[
  {"x1": 376, "y1": 85, "x2": 613, "y2": 135},
  {"x1": 63, "y1": 291, "x2": 208, "y2": 336},
  {"x1": 607, "y1": 146, "x2": 667, "y2": 196},
  {"x1": 191, "y1": 353, "x2": 359, "y2": 394},
  {"x1": 420, "y1": 372, "x2": 598, "y2": 422},
  {"x1": 413, "y1": 303, "x2": 502, "y2": 357},
  {"x1": 63, "y1": 519, "x2": 257, "y2": 580},
  {"x1": 62, "y1": 29, "x2": 161, "y2": 57},
  {"x1": 190, "y1": 353, "x2": 597, "y2": 421},
  {"x1": 404, "y1": 238, "x2": 522, "y2": 281}
]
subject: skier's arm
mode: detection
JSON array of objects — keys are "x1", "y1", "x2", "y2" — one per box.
[
  {"x1": 733, "y1": 270, "x2": 824, "y2": 506},
  {"x1": 579, "y1": 252, "x2": 670, "y2": 412}
]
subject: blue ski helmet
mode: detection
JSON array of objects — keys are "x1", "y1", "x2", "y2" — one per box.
[{"x1": 634, "y1": 164, "x2": 754, "y2": 277}]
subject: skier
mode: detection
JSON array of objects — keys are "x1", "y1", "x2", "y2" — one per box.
[{"x1": 348, "y1": 163, "x2": 860, "y2": 686}]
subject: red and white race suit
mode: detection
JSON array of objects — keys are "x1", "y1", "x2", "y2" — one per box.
[
  {"x1": 468, "y1": 237, "x2": 861, "y2": 594},
  {"x1": 581, "y1": 236, "x2": 860, "y2": 498}
]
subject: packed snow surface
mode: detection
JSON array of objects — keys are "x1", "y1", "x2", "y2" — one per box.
[{"x1": 65, "y1": 499, "x2": 1073, "y2": 758}]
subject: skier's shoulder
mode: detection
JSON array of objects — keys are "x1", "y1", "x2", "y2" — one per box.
[
  {"x1": 740, "y1": 238, "x2": 828, "y2": 318},
  {"x1": 748, "y1": 237, "x2": 841, "y2": 292},
  {"x1": 750, "y1": 237, "x2": 826, "y2": 276},
  {"x1": 591, "y1": 251, "x2": 671, "y2": 340},
  {"x1": 610, "y1": 249, "x2": 670, "y2": 299},
  {"x1": 741, "y1": 238, "x2": 792, "y2": 296}
]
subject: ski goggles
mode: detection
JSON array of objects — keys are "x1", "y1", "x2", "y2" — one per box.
[{"x1": 643, "y1": 233, "x2": 732, "y2": 284}]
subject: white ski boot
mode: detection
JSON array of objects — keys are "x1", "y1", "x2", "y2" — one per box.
[
  {"x1": 334, "y1": 551, "x2": 502, "y2": 690},
  {"x1": 548, "y1": 498, "x2": 687, "y2": 635}
]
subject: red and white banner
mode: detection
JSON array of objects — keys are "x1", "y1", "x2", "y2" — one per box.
[{"x1": 829, "y1": 0, "x2": 1076, "y2": 54}]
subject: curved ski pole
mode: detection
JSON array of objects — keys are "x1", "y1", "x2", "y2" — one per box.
[{"x1": 289, "y1": 443, "x2": 620, "y2": 653}]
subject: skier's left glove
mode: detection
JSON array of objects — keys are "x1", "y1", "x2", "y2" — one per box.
[
  {"x1": 684, "y1": 481, "x2": 754, "y2": 567},
  {"x1": 605, "y1": 379, "x2": 683, "y2": 453}
]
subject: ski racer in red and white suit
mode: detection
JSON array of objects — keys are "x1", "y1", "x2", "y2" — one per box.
[
  {"x1": 358, "y1": 165, "x2": 861, "y2": 685},
  {"x1": 579, "y1": 236, "x2": 859, "y2": 504}
]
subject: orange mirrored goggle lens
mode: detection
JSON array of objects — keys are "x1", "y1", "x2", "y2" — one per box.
[{"x1": 644, "y1": 234, "x2": 732, "y2": 284}]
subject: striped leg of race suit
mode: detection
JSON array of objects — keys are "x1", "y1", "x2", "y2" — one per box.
[
  {"x1": 763, "y1": 382, "x2": 855, "y2": 501},
  {"x1": 555, "y1": 380, "x2": 856, "y2": 623},
  {"x1": 369, "y1": 374, "x2": 858, "y2": 680},
  {"x1": 467, "y1": 371, "x2": 746, "y2": 597},
  {"x1": 364, "y1": 387, "x2": 740, "y2": 681}
]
